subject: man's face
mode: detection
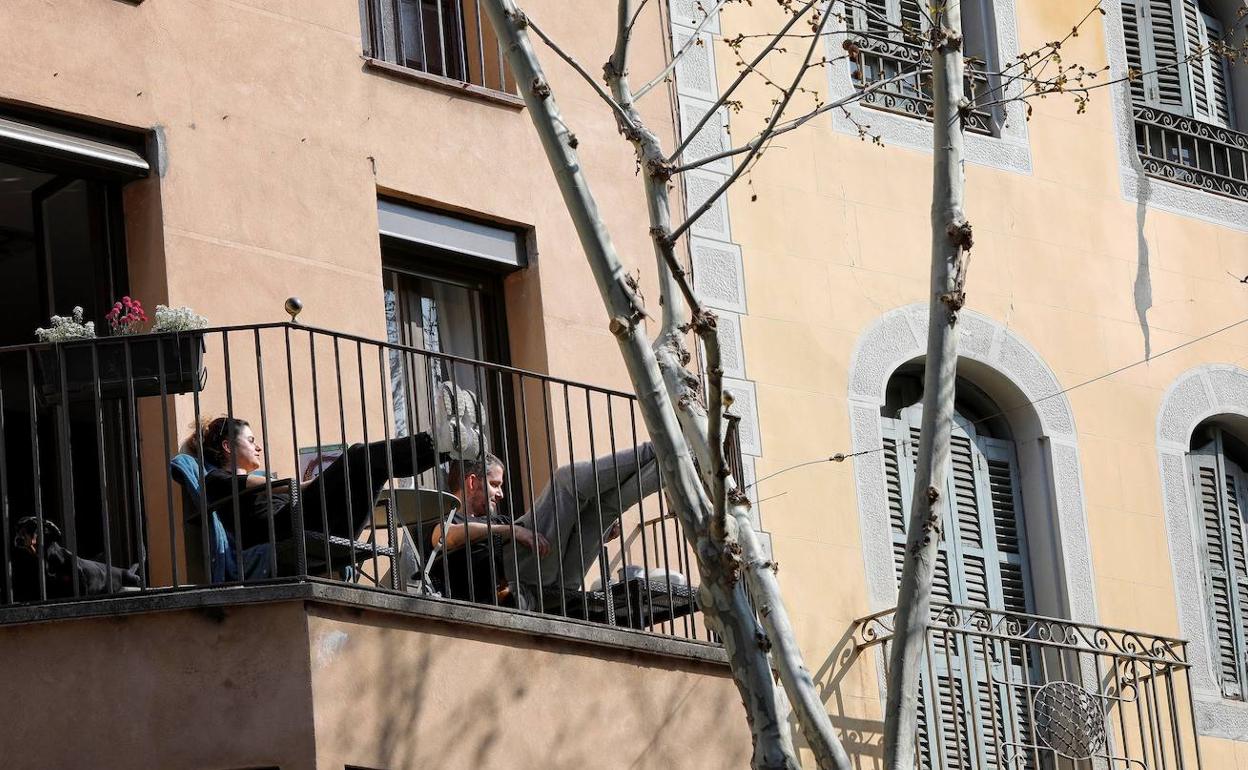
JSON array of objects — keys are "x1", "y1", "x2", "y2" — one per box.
[{"x1": 465, "y1": 464, "x2": 506, "y2": 517}]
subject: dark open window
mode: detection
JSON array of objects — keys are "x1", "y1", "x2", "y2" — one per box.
[
  {"x1": 362, "y1": 0, "x2": 515, "y2": 92},
  {"x1": 0, "y1": 107, "x2": 152, "y2": 596},
  {"x1": 379, "y1": 201, "x2": 524, "y2": 514}
]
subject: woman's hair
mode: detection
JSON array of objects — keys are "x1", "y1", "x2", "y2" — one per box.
[{"x1": 183, "y1": 416, "x2": 250, "y2": 468}]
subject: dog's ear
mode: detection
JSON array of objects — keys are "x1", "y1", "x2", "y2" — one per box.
[
  {"x1": 41, "y1": 520, "x2": 63, "y2": 543},
  {"x1": 13, "y1": 517, "x2": 63, "y2": 544}
]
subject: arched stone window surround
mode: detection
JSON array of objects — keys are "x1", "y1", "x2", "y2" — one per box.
[
  {"x1": 1157, "y1": 364, "x2": 1248, "y2": 739},
  {"x1": 848, "y1": 304, "x2": 1099, "y2": 627}
]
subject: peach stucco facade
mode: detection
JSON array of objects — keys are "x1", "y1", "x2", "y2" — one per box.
[
  {"x1": 711, "y1": 0, "x2": 1248, "y2": 765},
  {"x1": 2, "y1": 0, "x2": 1248, "y2": 767}
]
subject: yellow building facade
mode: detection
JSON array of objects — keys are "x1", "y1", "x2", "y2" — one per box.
[{"x1": 0, "y1": 0, "x2": 1244, "y2": 767}]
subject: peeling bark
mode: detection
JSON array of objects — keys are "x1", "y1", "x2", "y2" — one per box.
[
  {"x1": 479, "y1": 1, "x2": 810, "y2": 766},
  {"x1": 882, "y1": 5, "x2": 972, "y2": 769}
]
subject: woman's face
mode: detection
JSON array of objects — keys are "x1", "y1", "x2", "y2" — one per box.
[{"x1": 224, "y1": 424, "x2": 263, "y2": 474}]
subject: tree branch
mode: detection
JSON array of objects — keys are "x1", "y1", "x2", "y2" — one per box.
[
  {"x1": 525, "y1": 15, "x2": 640, "y2": 134},
  {"x1": 668, "y1": 0, "x2": 836, "y2": 245},
  {"x1": 634, "y1": 0, "x2": 732, "y2": 100},
  {"x1": 670, "y1": 65, "x2": 926, "y2": 174},
  {"x1": 668, "y1": 0, "x2": 824, "y2": 164}
]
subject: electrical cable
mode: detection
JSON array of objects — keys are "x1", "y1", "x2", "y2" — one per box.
[{"x1": 745, "y1": 315, "x2": 1248, "y2": 491}]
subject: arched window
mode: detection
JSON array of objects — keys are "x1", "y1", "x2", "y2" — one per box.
[
  {"x1": 882, "y1": 369, "x2": 1033, "y2": 615},
  {"x1": 1188, "y1": 420, "x2": 1248, "y2": 700},
  {"x1": 882, "y1": 367, "x2": 1036, "y2": 766}
]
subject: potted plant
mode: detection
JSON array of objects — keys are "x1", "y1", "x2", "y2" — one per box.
[{"x1": 35, "y1": 299, "x2": 208, "y2": 403}]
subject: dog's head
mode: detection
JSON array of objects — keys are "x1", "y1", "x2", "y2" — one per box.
[{"x1": 13, "y1": 517, "x2": 63, "y2": 556}]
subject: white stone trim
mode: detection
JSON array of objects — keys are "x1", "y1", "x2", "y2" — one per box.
[
  {"x1": 847, "y1": 304, "x2": 1098, "y2": 627},
  {"x1": 1100, "y1": 2, "x2": 1248, "y2": 232},
  {"x1": 1156, "y1": 364, "x2": 1248, "y2": 740},
  {"x1": 670, "y1": 2, "x2": 768, "y2": 533},
  {"x1": 824, "y1": 0, "x2": 1033, "y2": 174}
]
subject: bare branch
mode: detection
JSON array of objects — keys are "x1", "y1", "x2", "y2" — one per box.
[
  {"x1": 634, "y1": 0, "x2": 732, "y2": 100},
  {"x1": 668, "y1": 0, "x2": 824, "y2": 164},
  {"x1": 671, "y1": 65, "x2": 924, "y2": 174},
  {"x1": 668, "y1": 0, "x2": 837, "y2": 244},
  {"x1": 525, "y1": 15, "x2": 640, "y2": 134}
]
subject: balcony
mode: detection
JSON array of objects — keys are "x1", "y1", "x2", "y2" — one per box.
[
  {"x1": 0, "y1": 323, "x2": 716, "y2": 643},
  {"x1": 846, "y1": 32, "x2": 996, "y2": 136},
  {"x1": 851, "y1": 603, "x2": 1203, "y2": 769},
  {"x1": 1134, "y1": 106, "x2": 1248, "y2": 201}
]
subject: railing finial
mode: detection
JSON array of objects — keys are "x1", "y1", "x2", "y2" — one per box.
[{"x1": 284, "y1": 296, "x2": 303, "y2": 324}]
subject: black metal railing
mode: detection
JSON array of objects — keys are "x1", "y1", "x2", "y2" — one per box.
[
  {"x1": 1134, "y1": 105, "x2": 1248, "y2": 201},
  {"x1": 846, "y1": 31, "x2": 995, "y2": 135},
  {"x1": 0, "y1": 323, "x2": 713, "y2": 642},
  {"x1": 853, "y1": 603, "x2": 1203, "y2": 769},
  {"x1": 364, "y1": 0, "x2": 513, "y2": 93}
]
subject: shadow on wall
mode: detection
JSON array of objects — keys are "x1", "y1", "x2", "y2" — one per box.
[
  {"x1": 316, "y1": 611, "x2": 749, "y2": 770},
  {"x1": 795, "y1": 625, "x2": 885, "y2": 770},
  {"x1": 1129, "y1": 87, "x2": 1154, "y2": 361},
  {"x1": 1135, "y1": 170, "x2": 1154, "y2": 361}
]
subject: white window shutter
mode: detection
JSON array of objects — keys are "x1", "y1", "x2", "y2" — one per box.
[
  {"x1": 1122, "y1": 0, "x2": 1149, "y2": 105},
  {"x1": 1201, "y1": 10, "x2": 1234, "y2": 127},
  {"x1": 1140, "y1": 0, "x2": 1192, "y2": 113},
  {"x1": 1189, "y1": 447, "x2": 1248, "y2": 699}
]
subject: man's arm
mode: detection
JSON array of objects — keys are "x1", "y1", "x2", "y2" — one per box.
[{"x1": 431, "y1": 519, "x2": 550, "y2": 556}]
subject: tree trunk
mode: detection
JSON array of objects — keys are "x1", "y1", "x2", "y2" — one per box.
[
  {"x1": 478, "y1": 1, "x2": 805, "y2": 766},
  {"x1": 882, "y1": 3, "x2": 972, "y2": 769}
]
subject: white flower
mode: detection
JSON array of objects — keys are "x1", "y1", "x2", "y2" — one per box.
[
  {"x1": 151, "y1": 305, "x2": 208, "y2": 333},
  {"x1": 35, "y1": 307, "x2": 97, "y2": 343}
]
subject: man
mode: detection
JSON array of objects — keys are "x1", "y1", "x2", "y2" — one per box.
[
  {"x1": 427, "y1": 454, "x2": 548, "y2": 603},
  {"x1": 430, "y1": 442, "x2": 662, "y2": 611}
]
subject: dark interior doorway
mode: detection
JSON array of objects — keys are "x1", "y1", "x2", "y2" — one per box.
[{"x1": 0, "y1": 114, "x2": 151, "y2": 598}]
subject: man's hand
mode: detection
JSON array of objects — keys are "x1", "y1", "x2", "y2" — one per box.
[
  {"x1": 511, "y1": 525, "x2": 550, "y2": 557},
  {"x1": 604, "y1": 519, "x2": 622, "y2": 541}
]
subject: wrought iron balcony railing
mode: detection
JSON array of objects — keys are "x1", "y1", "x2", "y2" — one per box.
[
  {"x1": 853, "y1": 603, "x2": 1202, "y2": 769},
  {"x1": 1134, "y1": 105, "x2": 1248, "y2": 201},
  {"x1": 847, "y1": 32, "x2": 995, "y2": 136},
  {"x1": 0, "y1": 323, "x2": 731, "y2": 644}
]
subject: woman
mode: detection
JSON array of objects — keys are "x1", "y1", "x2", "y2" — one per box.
[{"x1": 184, "y1": 386, "x2": 480, "y2": 553}]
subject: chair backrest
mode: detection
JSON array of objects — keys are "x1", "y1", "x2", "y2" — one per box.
[{"x1": 169, "y1": 454, "x2": 237, "y2": 584}]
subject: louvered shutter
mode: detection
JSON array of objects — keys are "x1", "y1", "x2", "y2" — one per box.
[
  {"x1": 1122, "y1": 0, "x2": 1148, "y2": 105},
  {"x1": 884, "y1": 410, "x2": 1035, "y2": 768},
  {"x1": 1189, "y1": 446, "x2": 1248, "y2": 699},
  {"x1": 1138, "y1": 0, "x2": 1192, "y2": 112},
  {"x1": 1183, "y1": 1, "x2": 1213, "y2": 118},
  {"x1": 850, "y1": 0, "x2": 928, "y2": 40},
  {"x1": 1197, "y1": 10, "x2": 1234, "y2": 127},
  {"x1": 884, "y1": 415, "x2": 956, "y2": 603},
  {"x1": 884, "y1": 410, "x2": 1033, "y2": 609},
  {"x1": 1207, "y1": 32, "x2": 1234, "y2": 128}
]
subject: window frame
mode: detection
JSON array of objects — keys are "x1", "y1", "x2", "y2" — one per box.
[
  {"x1": 824, "y1": 0, "x2": 1033, "y2": 173},
  {"x1": 1187, "y1": 425, "x2": 1248, "y2": 701},
  {"x1": 360, "y1": 0, "x2": 518, "y2": 99},
  {"x1": 381, "y1": 235, "x2": 526, "y2": 520}
]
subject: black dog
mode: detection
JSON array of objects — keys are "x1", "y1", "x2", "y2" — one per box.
[{"x1": 11, "y1": 517, "x2": 141, "y2": 601}]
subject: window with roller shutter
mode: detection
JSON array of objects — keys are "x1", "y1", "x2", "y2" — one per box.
[
  {"x1": 1187, "y1": 427, "x2": 1248, "y2": 701},
  {"x1": 883, "y1": 405, "x2": 1036, "y2": 769}
]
